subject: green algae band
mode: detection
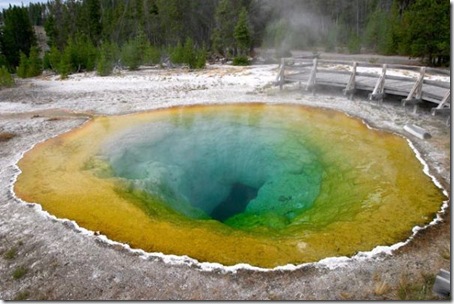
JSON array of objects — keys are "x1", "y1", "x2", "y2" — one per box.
[{"x1": 14, "y1": 104, "x2": 446, "y2": 268}]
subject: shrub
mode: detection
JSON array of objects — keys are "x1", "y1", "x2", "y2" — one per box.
[
  {"x1": 194, "y1": 48, "x2": 206, "y2": 69},
  {"x1": 96, "y1": 42, "x2": 116, "y2": 76},
  {"x1": 58, "y1": 49, "x2": 72, "y2": 79},
  {"x1": 16, "y1": 52, "x2": 29, "y2": 78},
  {"x1": 121, "y1": 40, "x2": 141, "y2": 70},
  {"x1": 348, "y1": 33, "x2": 361, "y2": 54},
  {"x1": 26, "y1": 46, "x2": 43, "y2": 77},
  {"x1": 46, "y1": 45, "x2": 72, "y2": 78},
  {"x1": 232, "y1": 55, "x2": 250, "y2": 66},
  {"x1": 46, "y1": 37, "x2": 104, "y2": 77},
  {"x1": 65, "y1": 35, "x2": 97, "y2": 72},
  {"x1": 46, "y1": 46, "x2": 62, "y2": 72},
  {"x1": 16, "y1": 47, "x2": 42, "y2": 78},
  {"x1": 170, "y1": 42, "x2": 185, "y2": 65},
  {"x1": 183, "y1": 38, "x2": 197, "y2": 68},
  {"x1": 143, "y1": 45, "x2": 161, "y2": 65},
  {"x1": 170, "y1": 39, "x2": 206, "y2": 69},
  {"x1": 96, "y1": 52, "x2": 112, "y2": 76},
  {"x1": 0, "y1": 66, "x2": 14, "y2": 88},
  {"x1": 43, "y1": 52, "x2": 51, "y2": 70},
  {"x1": 0, "y1": 55, "x2": 9, "y2": 71}
]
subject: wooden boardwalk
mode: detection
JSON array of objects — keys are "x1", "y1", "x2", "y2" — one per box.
[{"x1": 276, "y1": 57, "x2": 451, "y2": 116}]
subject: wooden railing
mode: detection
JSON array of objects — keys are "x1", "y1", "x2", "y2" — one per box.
[{"x1": 275, "y1": 57, "x2": 450, "y2": 116}]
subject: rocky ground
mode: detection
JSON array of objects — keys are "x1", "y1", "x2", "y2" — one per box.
[{"x1": 0, "y1": 61, "x2": 450, "y2": 300}]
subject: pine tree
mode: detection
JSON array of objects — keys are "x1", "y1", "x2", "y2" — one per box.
[
  {"x1": 60, "y1": 34, "x2": 98, "y2": 73},
  {"x1": 143, "y1": 45, "x2": 161, "y2": 65},
  {"x1": 27, "y1": 46, "x2": 43, "y2": 77},
  {"x1": 381, "y1": 2, "x2": 400, "y2": 55},
  {"x1": 58, "y1": 49, "x2": 72, "y2": 79},
  {"x1": 96, "y1": 41, "x2": 120, "y2": 75},
  {"x1": 234, "y1": 7, "x2": 252, "y2": 56},
  {"x1": 121, "y1": 39, "x2": 141, "y2": 70},
  {"x1": 44, "y1": 15, "x2": 57, "y2": 48},
  {"x1": 16, "y1": 52, "x2": 29, "y2": 78},
  {"x1": 399, "y1": 0, "x2": 450, "y2": 65},
  {"x1": 170, "y1": 38, "x2": 205, "y2": 69},
  {"x1": 364, "y1": 7, "x2": 387, "y2": 52},
  {"x1": 212, "y1": 0, "x2": 239, "y2": 57},
  {"x1": 183, "y1": 38, "x2": 196, "y2": 68},
  {"x1": 194, "y1": 47, "x2": 206, "y2": 69},
  {"x1": 85, "y1": 0, "x2": 102, "y2": 45},
  {"x1": 156, "y1": 0, "x2": 190, "y2": 45},
  {"x1": 0, "y1": 66, "x2": 15, "y2": 88},
  {"x1": 28, "y1": 3, "x2": 46, "y2": 26},
  {"x1": 135, "y1": 28, "x2": 149, "y2": 61},
  {"x1": 5, "y1": 0, "x2": 449, "y2": 67},
  {"x1": 0, "y1": 6, "x2": 37, "y2": 71},
  {"x1": 47, "y1": 46, "x2": 62, "y2": 72},
  {"x1": 364, "y1": 2, "x2": 400, "y2": 55},
  {"x1": 17, "y1": 46, "x2": 42, "y2": 78},
  {"x1": 45, "y1": 0, "x2": 73, "y2": 51},
  {"x1": 96, "y1": 43, "x2": 114, "y2": 76},
  {"x1": 347, "y1": 32, "x2": 361, "y2": 54},
  {"x1": 170, "y1": 41, "x2": 185, "y2": 64}
]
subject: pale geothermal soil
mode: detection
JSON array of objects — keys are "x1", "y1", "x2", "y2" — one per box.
[{"x1": 0, "y1": 62, "x2": 450, "y2": 300}]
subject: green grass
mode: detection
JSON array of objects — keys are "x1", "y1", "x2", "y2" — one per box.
[
  {"x1": 13, "y1": 290, "x2": 30, "y2": 300},
  {"x1": 12, "y1": 266, "x2": 28, "y2": 280},
  {"x1": 398, "y1": 273, "x2": 437, "y2": 300},
  {"x1": 440, "y1": 244, "x2": 450, "y2": 260},
  {"x1": 232, "y1": 55, "x2": 250, "y2": 66},
  {"x1": 4, "y1": 247, "x2": 17, "y2": 260}
]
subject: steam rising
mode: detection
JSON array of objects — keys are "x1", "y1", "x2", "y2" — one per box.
[{"x1": 261, "y1": 0, "x2": 333, "y2": 54}]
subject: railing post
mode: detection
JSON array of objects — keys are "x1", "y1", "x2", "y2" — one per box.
[
  {"x1": 343, "y1": 61, "x2": 357, "y2": 100},
  {"x1": 306, "y1": 58, "x2": 318, "y2": 93},
  {"x1": 279, "y1": 58, "x2": 285, "y2": 90},
  {"x1": 431, "y1": 90, "x2": 451, "y2": 116},
  {"x1": 402, "y1": 67, "x2": 425, "y2": 113},
  {"x1": 369, "y1": 64, "x2": 387, "y2": 104}
]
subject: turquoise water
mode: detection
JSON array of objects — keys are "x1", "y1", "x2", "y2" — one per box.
[{"x1": 103, "y1": 114, "x2": 323, "y2": 229}]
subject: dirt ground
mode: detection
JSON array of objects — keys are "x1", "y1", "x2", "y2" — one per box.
[{"x1": 0, "y1": 62, "x2": 450, "y2": 300}]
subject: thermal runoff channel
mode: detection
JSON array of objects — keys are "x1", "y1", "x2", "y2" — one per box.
[{"x1": 14, "y1": 104, "x2": 446, "y2": 268}]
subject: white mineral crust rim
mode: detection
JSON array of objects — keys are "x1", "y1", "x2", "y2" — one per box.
[{"x1": 8, "y1": 101, "x2": 449, "y2": 274}]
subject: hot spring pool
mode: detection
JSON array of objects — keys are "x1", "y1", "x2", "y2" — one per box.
[{"x1": 14, "y1": 103, "x2": 446, "y2": 268}]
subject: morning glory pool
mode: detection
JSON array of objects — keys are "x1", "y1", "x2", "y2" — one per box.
[{"x1": 14, "y1": 103, "x2": 446, "y2": 268}]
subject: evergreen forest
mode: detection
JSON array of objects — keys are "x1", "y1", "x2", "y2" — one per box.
[{"x1": 0, "y1": 0, "x2": 450, "y2": 80}]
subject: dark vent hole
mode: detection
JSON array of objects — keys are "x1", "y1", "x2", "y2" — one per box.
[{"x1": 210, "y1": 183, "x2": 259, "y2": 222}]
